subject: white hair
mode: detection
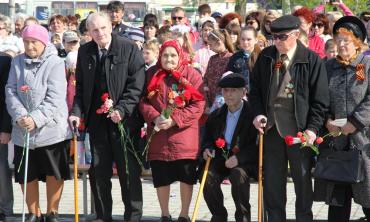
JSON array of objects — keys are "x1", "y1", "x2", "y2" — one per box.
[
  {"x1": 0, "y1": 14, "x2": 13, "y2": 34},
  {"x1": 14, "y1": 13, "x2": 29, "y2": 22},
  {"x1": 86, "y1": 12, "x2": 111, "y2": 30}
]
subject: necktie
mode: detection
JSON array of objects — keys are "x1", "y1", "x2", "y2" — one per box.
[
  {"x1": 277, "y1": 54, "x2": 288, "y2": 85},
  {"x1": 100, "y1": 48, "x2": 108, "y2": 67}
]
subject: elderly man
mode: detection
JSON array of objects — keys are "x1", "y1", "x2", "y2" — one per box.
[
  {"x1": 107, "y1": 1, "x2": 131, "y2": 37},
  {"x1": 202, "y1": 73, "x2": 258, "y2": 222},
  {"x1": 249, "y1": 15, "x2": 329, "y2": 222},
  {"x1": 69, "y1": 12, "x2": 145, "y2": 222}
]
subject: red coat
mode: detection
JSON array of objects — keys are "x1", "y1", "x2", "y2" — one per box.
[
  {"x1": 309, "y1": 33, "x2": 325, "y2": 58},
  {"x1": 139, "y1": 65, "x2": 205, "y2": 161}
]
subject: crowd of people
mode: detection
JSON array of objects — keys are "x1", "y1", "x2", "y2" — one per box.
[{"x1": 1, "y1": 0, "x2": 370, "y2": 222}]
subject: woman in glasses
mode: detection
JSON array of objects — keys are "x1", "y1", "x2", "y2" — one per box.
[
  {"x1": 314, "y1": 16, "x2": 370, "y2": 222},
  {"x1": 311, "y1": 14, "x2": 332, "y2": 43},
  {"x1": 261, "y1": 10, "x2": 281, "y2": 47},
  {"x1": 245, "y1": 11, "x2": 263, "y2": 32}
]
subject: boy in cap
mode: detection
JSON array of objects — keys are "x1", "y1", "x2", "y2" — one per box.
[
  {"x1": 128, "y1": 28, "x2": 145, "y2": 50},
  {"x1": 201, "y1": 73, "x2": 258, "y2": 222},
  {"x1": 249, "y1": 15, "x2": 329, "y2": 222}
]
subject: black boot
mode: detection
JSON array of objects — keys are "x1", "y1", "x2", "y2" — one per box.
[
  {"x1": 45, "y1": 212, "x2": 59, "y2": 222},
  {"x1": 25, "y1": 214, "x2": 44, "y2": 222}
]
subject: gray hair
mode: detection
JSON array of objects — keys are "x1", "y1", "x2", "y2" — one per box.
[
  {"x1": 86, "y1": 12, "x2": 111, "y2": 30},
  {"x1": 14, "y1": 13, "x2": 28, "y2": 23},
  {"x1": 0, "y1": 14, "x2": 13, "y2": 34}
]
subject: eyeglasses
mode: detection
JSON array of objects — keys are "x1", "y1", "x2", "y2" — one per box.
[
  {"x1": 246, "y1": 20, "x2": 256, "y2": 25},
  {"x1": 312, "y1": 23, "x2": 324, "y2": 28},
  {"x1": 272, "y1": 32, "x2": 296, "y2": 41},
  {"x1": 172, "y1": 16, "x2": 184, "y2": 21},
  {"x1": 0, "y1": 27, "x2": 6, "y2": 30}
]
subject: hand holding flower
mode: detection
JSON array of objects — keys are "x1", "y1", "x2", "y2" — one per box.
[
  {"x1": 304, "y1": 129, "x2": 316, "y2": 145},
  {"x1": 18, "y1": 116, "x2": 36, "y2": 132},
  {"x1": 107, "y1": 110, "x2": 122, "y2": 123},
  {"x1": 326, "y1": 118, "x2": 341, "y2": 134},
  {"x1": 156, "y1": 116, "x2": 176, "y2": 130}
]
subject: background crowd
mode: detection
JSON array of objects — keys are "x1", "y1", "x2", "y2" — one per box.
[{"x1": 1, "y1": 0, "x2": 370, "y2": 222}]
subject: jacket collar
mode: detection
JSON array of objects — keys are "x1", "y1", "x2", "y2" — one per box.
[
  {"x1": 263, "y1": 40, "x2": 309, "y2": 64},
  {"x1": 331, "y1": 53, "x2": 366, "y2": 70},
  {"x1": 86, "y1": 33, "x2": 120, "y2": 58}
]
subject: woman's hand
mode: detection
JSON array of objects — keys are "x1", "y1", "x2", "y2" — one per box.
[
  {"x1": 156, "y1": 116, "x2": 176, "y2": 130},
  {"x1": 17, "y1": 116, "x2": 36, "y2": 132},
  {"x1": 341, "y1": 122, "x2": 356, "y2": 135},
  {"x1": 326, "y1": 118, "x2": 341, "y2": 133},
  {"x1": 0, "y1": 132, "x2": 11, "y2": 144}
]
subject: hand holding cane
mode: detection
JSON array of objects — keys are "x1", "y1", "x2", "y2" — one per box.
[
  {"x1": 72, "y1": 121, "x2": 79, "y2": 222},
  {"x1": 258, "y1": 118, "x2": 266, "y2": 222},
  {"x1": 191, "y1": 155, "x2": 212, "y2": 222}
]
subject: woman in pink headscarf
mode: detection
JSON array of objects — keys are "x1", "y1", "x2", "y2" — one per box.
[{"x1": 139, "y1": 40, "x2": 205, "y2": 222}]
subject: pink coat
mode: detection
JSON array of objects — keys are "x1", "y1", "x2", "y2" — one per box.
[{"x1": 139, "y1": 65, "x2": 205, "y2": 161}]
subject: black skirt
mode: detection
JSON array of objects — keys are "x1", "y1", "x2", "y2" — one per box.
[
  {"x1": 14, "y1": 140, "x2": 71, "y2": 184},
  {"x1": 150, "y1": 159, "x2": 198, "y2": 188}
]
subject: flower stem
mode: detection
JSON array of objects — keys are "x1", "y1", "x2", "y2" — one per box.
[{"x1": 118, "y1": 123, "x2": 130, "y2": 186}]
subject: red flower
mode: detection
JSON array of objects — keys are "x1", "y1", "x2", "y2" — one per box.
[
  {"x1": 300, "y1": 136, "x2": 306, "y2": 143},
  {"x1": 182, "y1": 90, "x2": 191, "y2": 101},
  {"x1": 20, "y1": 85, "x2": 30, "y2": 92},
  {"x1": 285, "y1": 136, "x2": 295, "y2": 146},
  {"x1": 78, "y1": 118, "x2": 86, "y2": 130},
  {"x1": 316, "y1": 137, "x2": 324, "y2": 144},
  {"x1": 296, "y1": 132, "x2": 303, "y2": 138},
  {"x1": 232, "y1": 146, "x2": 240, "y2": 154},
  {"x1": 174, "y1": 96, "x2": 185, "y2": 107},
  {"x1": 215, "y1": 138, "x2": 226, "y2": 149},
  {"x1": 275, "y1": 61, "x2": 282, "y2": 69},
  {"x1": 101, "y1": 93, "x2": 109, "y2": 101}
]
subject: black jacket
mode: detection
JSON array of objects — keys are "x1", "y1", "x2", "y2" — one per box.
[
  {"x1": 249, "y1": 41, "x2": 329, "y2": 134},
  {"x1": 202, "y1": 100, "x2": 258, "y2": 178},
  {"x1": 0, "y1": 52, "x2": 12, "y2": 133},
  {"x1": 71, "y1": 33, "x2": 145, "y2": 129}
]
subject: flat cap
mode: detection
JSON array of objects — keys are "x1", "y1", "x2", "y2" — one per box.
[
  {"x1": 333, "y1": 16, "x2": 367, "y2": 42},
  {"x1": 218, "y1": 73, "x2": 246, "y2": 88},
  {"x1": 270, "y1": 15, "x2": 300, "y2": 33}
]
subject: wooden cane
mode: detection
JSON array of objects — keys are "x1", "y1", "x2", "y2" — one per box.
[
  {"x1": 258, "y1": 119, "x2": 266, "y2": 222},
  {"x1": 191, "y1": 157, "x2": 211, "y2": 222},
  {"x1": 72, "y1": 121, "x2": 79, "y2": 222}
]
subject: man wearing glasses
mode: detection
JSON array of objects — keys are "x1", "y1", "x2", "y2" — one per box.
[
  {"x1": 170, "y1": 7, "x2": 198, "y2": 44},
  {"x1": 249, "y1": 15, "x2": 329, "y2": 222}
]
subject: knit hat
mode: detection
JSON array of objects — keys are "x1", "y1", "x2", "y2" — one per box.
[
  {"x1": 22, "y1": 24, "x2": 49, "y2": 46},
  {"x1": 128, "y1": 28, "x2": 145, "y2": 43}
]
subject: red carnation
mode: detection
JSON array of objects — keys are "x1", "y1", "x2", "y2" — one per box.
[
  {"x1": 20, "y1": 85, "x2": 30, "y2": 92},
  {"x1": 296, "y1": 132, "x2": 303, "y2": 138},
  {"x1": 174, "y1": 96, "x2": 185, "y2": 107},
  {"x1": 316, "y1": 137, "x2": 324, "y2": 145},
  {"x1": 285, "y1": 136, "x2": 295, "y2": 146},
  {"x1": 101, "y1": 93, "x2": 109, "y2": 101},
  {"x1": 300, "y1": 136, "x2": 306, "y2": 143},
  {"x1": 215, "y1": 138, "x2": 226, "y2": 149},
  {"x1": 232, "y1": 146, "x2": 240, "y2": 154},
  {"x1": 182, "y1": 90, "x2": 191, "y2": 101}
]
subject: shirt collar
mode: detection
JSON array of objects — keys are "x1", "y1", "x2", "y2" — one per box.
[
  {"x1": 227, "y1": 102, "x2": 243, "y2": 117},
  {"x1": 285, "y1": 43, "x2": 297, "y2": 62},
  {"x1": 98, "y1": 39, "x2": 112, "y2": 52}
]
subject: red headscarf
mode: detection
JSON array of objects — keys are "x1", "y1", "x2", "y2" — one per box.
[{"x1": 147, "y1": 39, "x2": 203, "y2": 101}]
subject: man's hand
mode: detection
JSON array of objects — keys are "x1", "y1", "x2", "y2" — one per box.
[
  {"x1": 341, "y1": 122, "x2": 356, "y2": 135},
  {"x1": 202, "y1": 148, "x2": 215, "y2": 160},
  {"x1": 108, "y1": 110, "x2": 122, "y2": 123},
  {"x1": 0, "y1": 132, "x2": 11, "y2": 144},
  {"x1": 68, "y1": 116, "x2": 80, "y2": 129},
  {"x1": 304, "y1": 129, "x2": 317, "y2": 145},
  {"x1": 253, "y1": 115, "x2": 267, "y2": 134},
  {"x1": 326, "y1": 119, "x2": 341, "y2": 134},
  {"x1": 225, "y1": 155, "x2": 238, "y2": 168}
]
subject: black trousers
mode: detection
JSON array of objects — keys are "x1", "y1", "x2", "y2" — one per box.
[
  {"x1": 328, "y1": 184, "x2": 370, "y2": 222},
  {"x1": 88, "y1": 117, "x2": 143, "y2": 222},
  {"x1": 201, "y1": 157, "x2": 251, "y2": 222},
  {"x1": 263, "y1": 127, "x2": 314, "y2": 222}
]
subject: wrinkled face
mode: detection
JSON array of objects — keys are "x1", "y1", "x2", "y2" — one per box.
[
  {"x1": 88, "y1": 16, "x2": 112, "y2": 48},
  {"x1": 143, "y1": 48, "x2": 158, "y2": 64},
  {"x1": 273, "y1": 30, "x2": 299, "y2": 54},
  {"x1": 109, "y1": 9, "x2": 124, "y2": 24},
  {"x1": 298, "y1": 16, "x2": 311, "y2": 34},
  {"x1": 335, "y1": 33, "x2": 357, "y2": 59},
  {"x1": 15, "y1": 19, "x2": 24, "y2": 34},
  {"x1": 160, "y1": 46, "x2": 179, "y2": 70},
  {"x1": 239, "y1": 30, "x2": 257, "y2": 52},
  {"x1": 325, "y1": 45, "x2": 337, "y2": 59},
  {"x1": 24, "y1": 38, "x2": 45, "y2": 58},
  {"x1": 50, "y1": 19, "x2": 66, "y2": 33},
  {"x1": 144, "y1": 25, "x2": 157, "y2": 39},
  {"x1": 222, "y1": 87, "x2": 246, "y2": 107},
  {"x1": 171, "y1": 10, "x2": 185, "y2": 25}
]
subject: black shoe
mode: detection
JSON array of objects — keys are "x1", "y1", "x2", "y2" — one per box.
[
  {"x1": 0, "y1": 213, "x2": 6, "y2": 222},
  {"x1": 159, "y1": 215, "x2": 172, "y2": 222},
  {"x1": 45, "y1": 212, "x2": 59, "y2": 222},
  {"x1": 177, "y1": 217, "x2": 190, "y2": 222},
  {"x1": 26, "y1": 214, "x2": 44, "y2": 222}
]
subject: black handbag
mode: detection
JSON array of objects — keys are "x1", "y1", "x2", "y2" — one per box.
[{"x1": 313, "y1": 148, "x2": 364, "y2": 184}]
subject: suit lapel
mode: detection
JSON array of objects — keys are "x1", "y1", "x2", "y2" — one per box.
[
  {"x1": 216, "y1": 105, "x2": 228, "y2": 138},
  {"x1": 86, "y1": 43, "x2": 98, "y2": 91},
  {"x1": 230, "y1": 101, "x2": 247, "y2": 148}
]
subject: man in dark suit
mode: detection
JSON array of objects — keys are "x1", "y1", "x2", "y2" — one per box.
[
  {"x1": 0, "y1": 52, "x2": 13, "y2": 222},
  {"x1": 201, "y1": 73, "x2": 258, "y2": 222},
  {"x1": 249, "y1": 15, "x2": 329, "y2": 222},
  {"x1": 69, "y1": 12, "x2": 145, "y2": 222}
]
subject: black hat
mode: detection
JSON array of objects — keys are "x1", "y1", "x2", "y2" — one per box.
[
  {"x1": 218, "y1": 73, "x2": 246, "y2": 88},
  {"x1": 333, "y1": 16, "x2": 367, "y2": 42},
  {"x1": 270, "y1": 15, "x2": 300, "y2": 33}
]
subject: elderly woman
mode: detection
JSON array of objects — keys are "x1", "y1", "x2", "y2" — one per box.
[
  {"x1": 0, "y1": 14, "x2": 24, "y2": 55},
  {"x1": 139, "y1": 40, "x2": 205, "y2": 222},
  {"x1": 314, "y1": 16, "x2": 370, "y2": 221},
  {"x1": 5, "y1": 24, "x2": 71, "y2": 222}
]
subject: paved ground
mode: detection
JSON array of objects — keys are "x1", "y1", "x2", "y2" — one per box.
[{"x1": 7, "y1": 177, "x2": 367, "y2": 222}]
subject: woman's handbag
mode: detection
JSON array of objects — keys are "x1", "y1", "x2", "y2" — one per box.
[{"x1": 313, "y1": 148, "x2": 364, "y2": 183}]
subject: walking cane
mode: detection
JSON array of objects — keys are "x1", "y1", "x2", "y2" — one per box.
[
  {"x1": 191, "y1": 156, "x2": 211, "y2": 222},
  {"x1": 72, "y1": 121, "x2": 79, "y2": 222},
  {"x1": 258, "y1": 119, "x2": 266, "y2": 222},
  {"x1": 22, "y1": 131, "x2": 30, "y2": 222}
]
